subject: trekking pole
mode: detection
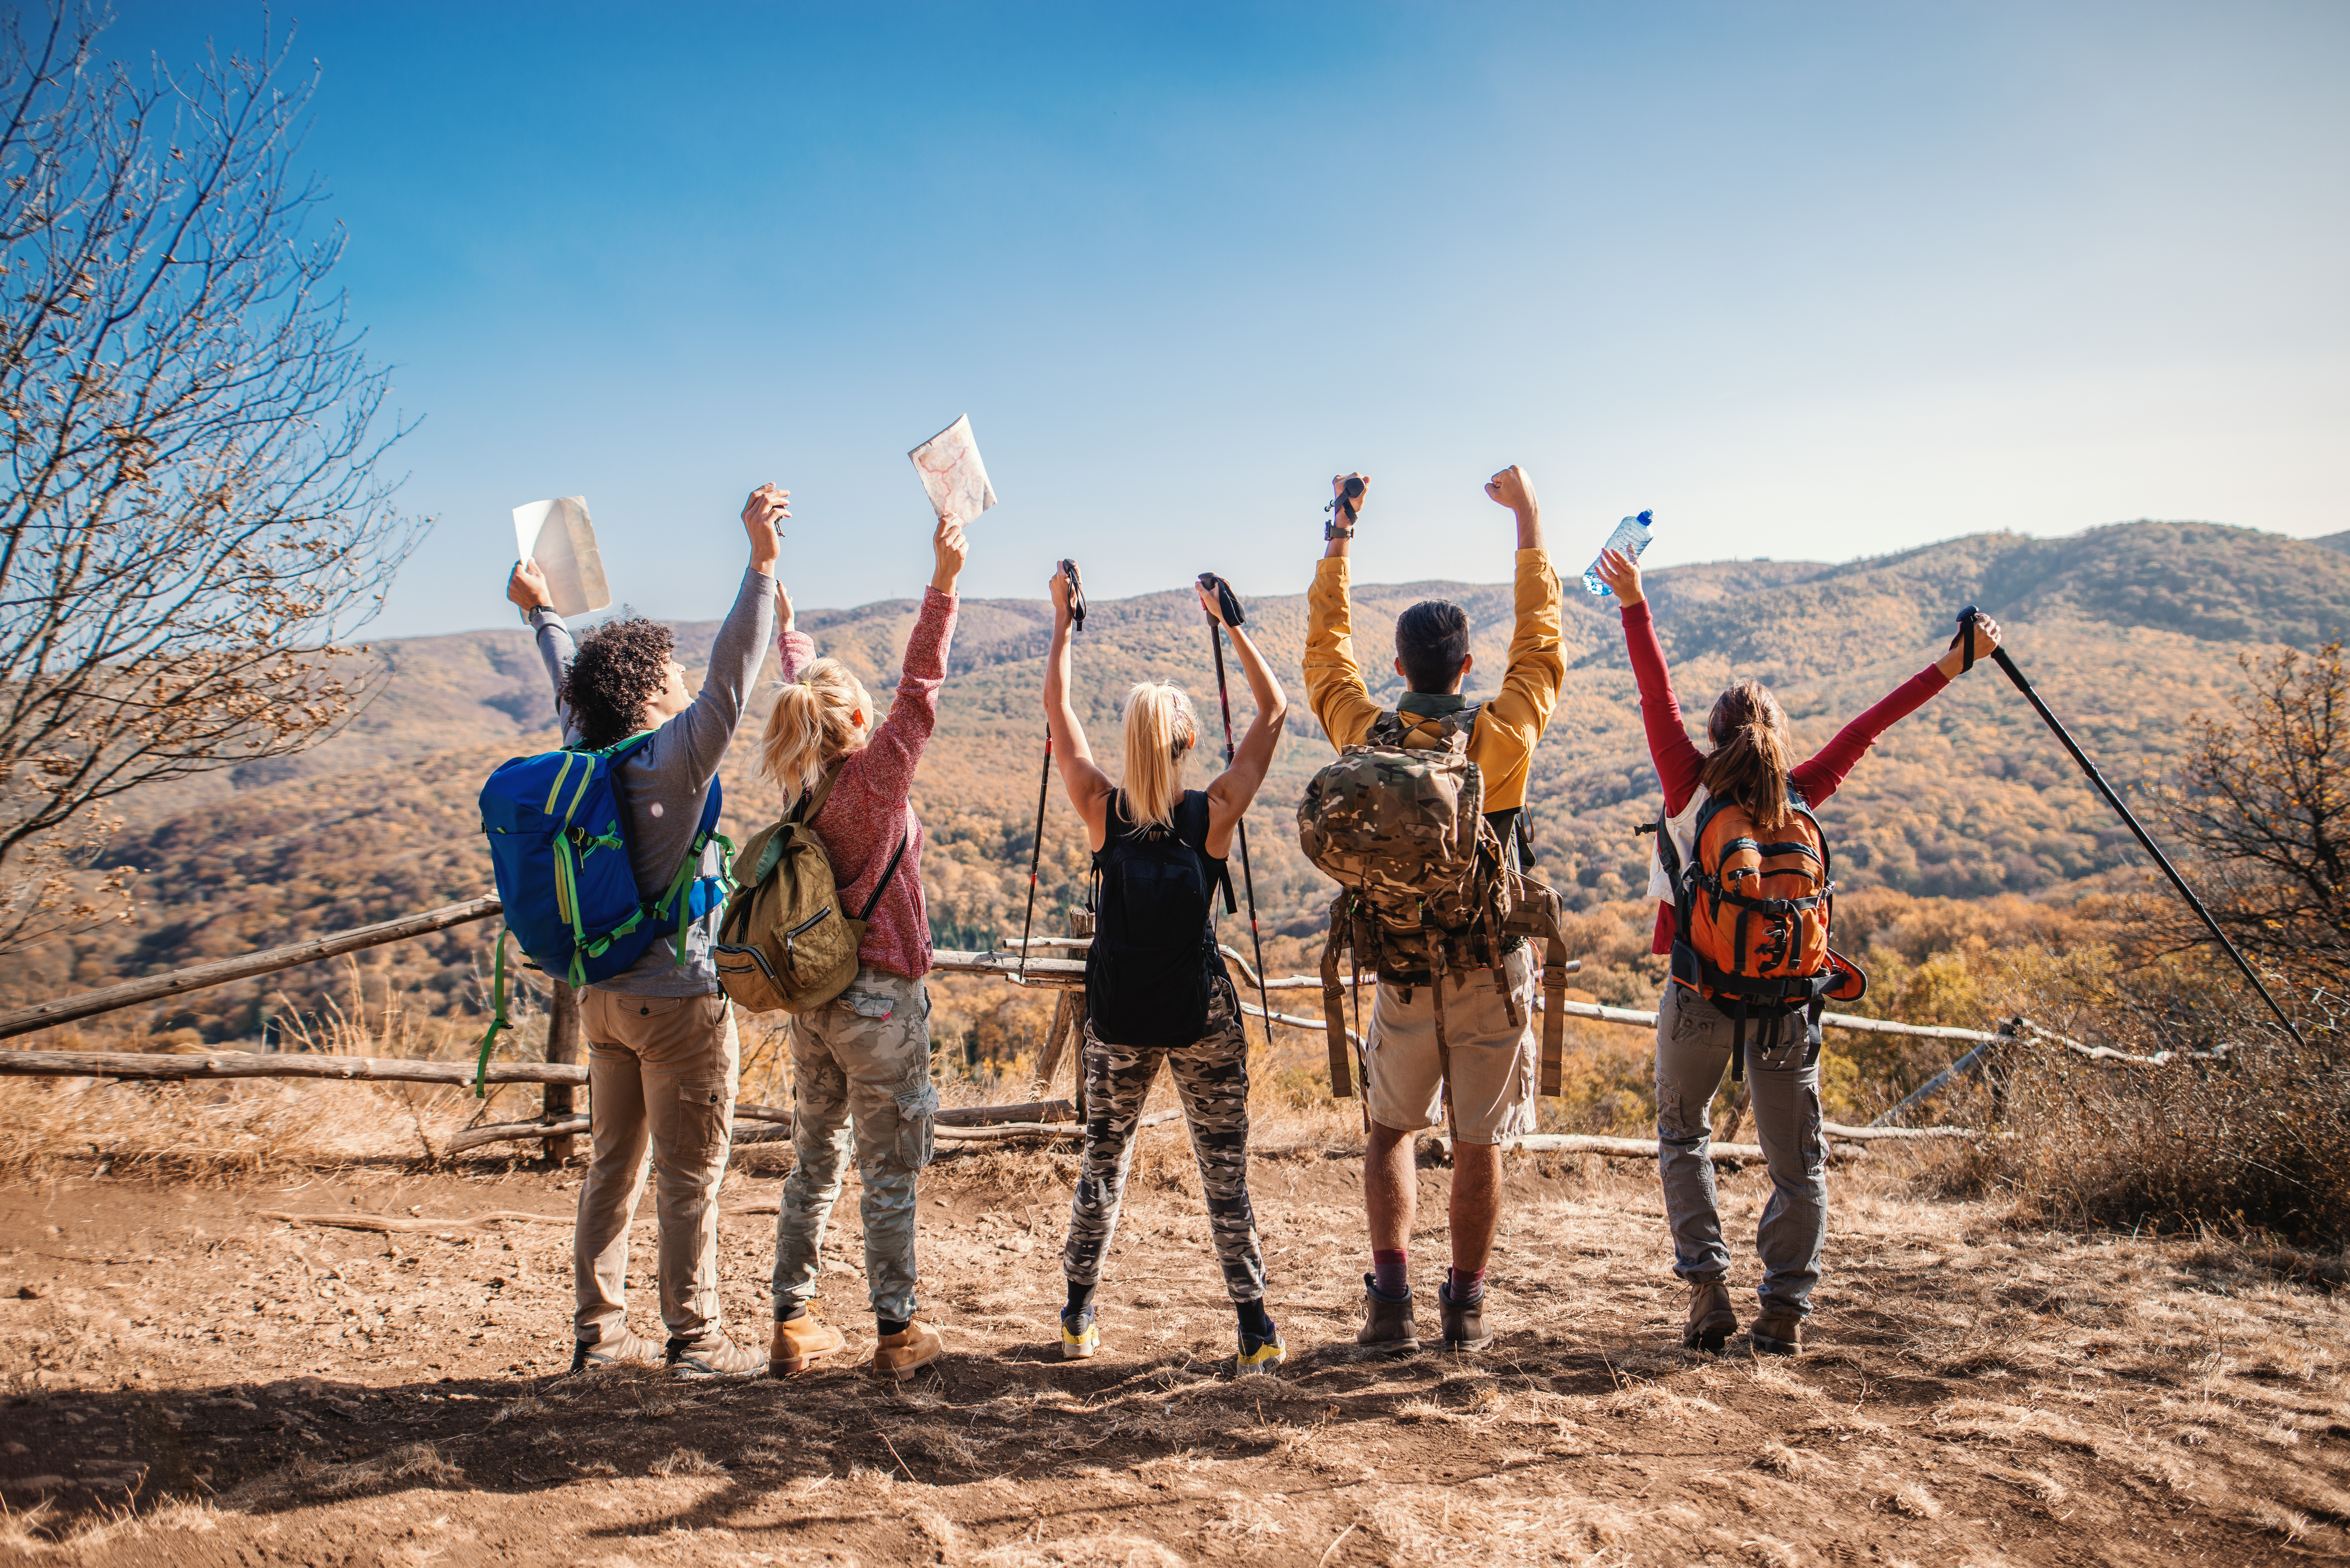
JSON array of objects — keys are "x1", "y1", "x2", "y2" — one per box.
[
  {"x1": 1198, "y1": 572, "x2": 1275, "y2": 1050},
  {"x1": 1956, "y1": 605, "x2": 2305, "y2": 1048},
  {"x1": 1018, "y1": 560, "x2": 1085, "y2": 981}
]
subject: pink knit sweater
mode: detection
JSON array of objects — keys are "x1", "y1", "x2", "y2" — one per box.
[{"x1": 776, "y1": 587, "x2": 957, "y2": 980}]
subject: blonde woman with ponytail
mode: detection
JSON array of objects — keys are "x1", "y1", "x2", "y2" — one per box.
[
  {"x1": 765, "y1": 512, "x2": 968, "y2": 1383},
  {"x1": 1043, "y1": 569, "x2": 1290, "y2": 1373},
  {"x1": 1596, "y1": 546, "x2": 2002, "y2": 1359}
]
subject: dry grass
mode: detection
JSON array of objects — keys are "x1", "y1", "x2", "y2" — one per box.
[
  {"x1": 1911, "y1": 960, "x2": 2350, "y2": 1244},
  {"x1": 0, "y1": 962, "x2": 500, "y2": 1181},
  {"x1": 5, "y1": 1147, "x2": 2348, "y2": 1562},
  {"x1": 5, "y1": 971, "x2": 2350, "y2": 1564}
]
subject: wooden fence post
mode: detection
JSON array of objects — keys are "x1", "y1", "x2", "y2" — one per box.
[{"x1": 543, "y1": 981, "x2": 581, "y2": 1164}]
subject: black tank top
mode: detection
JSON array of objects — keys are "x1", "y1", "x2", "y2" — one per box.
[{"x1": 1083, "y1": 789, "x2": 1236, "y2": 1047}]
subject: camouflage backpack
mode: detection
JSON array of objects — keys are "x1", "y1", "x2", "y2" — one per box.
[{"x1": 1297, "y1": 707, "x2": 1570, "y2": 1104}]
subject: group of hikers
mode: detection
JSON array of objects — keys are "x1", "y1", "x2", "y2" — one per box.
[{"x1": 496, "y1": 467, "x2": 2002, "y2": 1382}]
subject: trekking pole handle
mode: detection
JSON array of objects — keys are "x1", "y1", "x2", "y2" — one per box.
[
  {"x1": 1196, "y1": 571, "x2": 1246, "y2": 628},
  {"x1": 1061, "y1": 559, "x2": 1086, "y2": 633},
  {"x1": 1954, "y1": 605, "x2": 1984, "y2": 675}
]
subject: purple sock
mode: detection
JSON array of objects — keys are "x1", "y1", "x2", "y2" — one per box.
[
  {"x1": 1448, "y1": 1266, "x2": 1487, "y2": 1302},
  {"x1": 1372, "y1": 1248, "x2": 1409, "y2": 1299}
]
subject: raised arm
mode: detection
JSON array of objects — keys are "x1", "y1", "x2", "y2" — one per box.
[
  {"x1": 654, "y1": 486, "x2": 785, "y2": 785},
  {"x1": 1043, "y1": 568, "x2": 1116, "y2": 850},
  {"x1": 1475, "y1": 466, "x2": 1565, "y2": 811},
  {"x1": 1303, "y1": 472, "x2": 1382, "y2": 750},
  {"x1": 772, "y1": 574, "x2": 813, "y2": 682},
  {"x1": 1596, "y1": 546, "x2": 1706, "y2": 814},
  {"x1": 1201, "y1": 586, "x2": 1288, "y2": 859},
  {"x1": 827, "y1": 514, "x2": 965, "y2": 816},
  {"x1": 508, "y1": 557, "x2": 581, "y2": 743},
  {"x1": 1790, "y1": 612, "x2": 2004, "y2": 807}
]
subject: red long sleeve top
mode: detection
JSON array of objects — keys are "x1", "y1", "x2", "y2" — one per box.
[
  {"x1": 777, "y1": 587, "x2": 958, "y2": 980},
  {"x1": 1622, "y1": 598, "x2": 1949, "y2": 954}
]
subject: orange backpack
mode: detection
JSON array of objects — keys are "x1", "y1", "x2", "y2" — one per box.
[{"x1": 1653, "y1": 791, "x2": 1865, "y2": 1075}]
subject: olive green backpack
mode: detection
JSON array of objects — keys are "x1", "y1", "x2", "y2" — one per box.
[{"x1": 712, "y1": 767, "x2": 906, "y2": 1014}]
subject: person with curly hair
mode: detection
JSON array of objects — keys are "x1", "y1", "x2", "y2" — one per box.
[
  {"x1": 559, "y1": 617, "x2": 689, "y2": 749},
  {"x1": 505, "y1": 483, "x2": 787, "y2": 1379}
]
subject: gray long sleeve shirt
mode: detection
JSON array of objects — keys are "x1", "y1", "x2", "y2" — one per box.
[{"x1": 530, "y1": 567, "x2": 774, "y2": 996}]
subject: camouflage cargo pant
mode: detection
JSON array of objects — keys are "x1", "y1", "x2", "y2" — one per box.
[
  {"x1": 772, "y1": 968, "x2": 938, "y2": 1323},
  {"x1": 1061, "y1": 979, "x2": 1267, "y2": 1304}
]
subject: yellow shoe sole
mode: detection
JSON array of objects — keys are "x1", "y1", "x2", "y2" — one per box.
[{"x1": 1236, "y1": 1339, "x2": 1286, "y2": 1375}]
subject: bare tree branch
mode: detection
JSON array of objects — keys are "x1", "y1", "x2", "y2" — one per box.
[
  {"x1": 2149, "y1": 642, "x2": 2350, "y2": 991},
  {"x1": 0, "y1": 2, "x2": 424, "y2": 954}
]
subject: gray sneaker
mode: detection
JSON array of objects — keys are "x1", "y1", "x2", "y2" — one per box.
[
  {"x1": 667, "y1": 1333, "x2": 768, "y2": 1378},
  {"x1": 571, "y1": 1327, "x2": 664, "y2": 1372}
]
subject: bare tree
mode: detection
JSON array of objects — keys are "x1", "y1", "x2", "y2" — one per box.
[
  {"x1": 2154, "y1": 641, "x2": 2350, "y2": 991},
  {"x1": 0, "y1": 4, "x2": 421, "y2": 953}
]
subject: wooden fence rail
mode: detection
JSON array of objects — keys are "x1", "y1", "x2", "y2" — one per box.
[
  {"x1": 0, "y1": 891, "x2": 2199, "y2": 1150},
  {"x1": 0, "y1": 896, "x2": 507, "y2": 1043}
]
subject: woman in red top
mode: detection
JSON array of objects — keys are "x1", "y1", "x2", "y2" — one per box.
[
  {"x1": 1595, "y1": 547, "x2": 2001, "y2": 1357},
  {"x1": 762, "y1": 512, "x2": 966, "y2": 1383}
]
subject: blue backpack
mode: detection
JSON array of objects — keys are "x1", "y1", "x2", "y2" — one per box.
[{"x1": 474, "y1": 731, "x2": 732, "y2": 1089}]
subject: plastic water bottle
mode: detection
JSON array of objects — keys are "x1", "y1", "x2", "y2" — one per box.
[{"x1": 1583, "y1": 510, "x2": 1655, "y2": 597}]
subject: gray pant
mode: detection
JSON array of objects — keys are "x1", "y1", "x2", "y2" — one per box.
[
  {"x1": 1654, "y1": 980, "x2": 1826, "y2": 1318},
  {"x1": 772, "y1": 968, "x2": 938, "y2": 1323}
]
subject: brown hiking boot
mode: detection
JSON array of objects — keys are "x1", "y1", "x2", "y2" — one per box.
[
  {"x1": 1437, "y1": 1281, "x2": 1492, "y2": 1353},
  {"x1": 1356, "y1": 1275, "x2": 1420, "y2": 1355},
  {"x1": 770, "y1": 1307, "x2": 846, "y2": 1377},
  {"x1": 1750, "y1": 1310, "x2": 1804, "y2": 1355},
  {"x1": 1684, "y1": 1280, "x2": 1737, "y2": 1353},
  {"x1": 869, "y1": 1319, "x2": 944, "y2": 1380}
]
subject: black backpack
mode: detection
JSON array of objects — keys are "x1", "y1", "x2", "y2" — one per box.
[{"x1": 1084, "y1": 790, "x2": 1236, "y2": 1048}]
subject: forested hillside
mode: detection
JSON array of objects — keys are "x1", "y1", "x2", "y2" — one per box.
[{"x1": 30, "y1": 520, "x2": 2350, "y2": 1044}]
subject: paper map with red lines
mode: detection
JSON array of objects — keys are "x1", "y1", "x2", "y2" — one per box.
[{"x1": 909, "y1": 414, "x2": 998, "y2": 524}]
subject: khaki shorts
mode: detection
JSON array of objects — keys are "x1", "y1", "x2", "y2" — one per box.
[{"x1": 1363, "y1": 943, "x2": 1538, "y2": 1144}]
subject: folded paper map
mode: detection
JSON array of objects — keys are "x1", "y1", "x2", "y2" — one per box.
[
  {"x1": 909, "y1": 414, "x2": 997, "y2": 524},
  {"x1": 512, "y1": 496, "x2": 612, "y2": 619}
]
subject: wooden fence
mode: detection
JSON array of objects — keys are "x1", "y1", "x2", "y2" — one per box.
[{"x1": 0, "y1": 890, "x2": 2177, "y2": 1155}]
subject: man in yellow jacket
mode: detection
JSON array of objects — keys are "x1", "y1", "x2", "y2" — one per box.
[{"x1": 1303, "y1": 465, "x2": 1565, "y2": 1356}]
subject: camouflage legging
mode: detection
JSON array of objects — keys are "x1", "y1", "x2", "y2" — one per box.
[{"x1": 1061, "y1": 980, "x2": 1268, "y2": 1304}]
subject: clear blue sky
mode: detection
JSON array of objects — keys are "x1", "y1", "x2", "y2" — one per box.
[{"x1": 110, "y1": 1, "x2": 2350, "y2": 637}]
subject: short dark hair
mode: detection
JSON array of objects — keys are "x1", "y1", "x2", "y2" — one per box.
[
  {"x1": 1394, "y1": 600, "x2": 1471, "y2": 694},
  {"x1": 561, "y1": 617, "x2": 674, "y2": 748}
]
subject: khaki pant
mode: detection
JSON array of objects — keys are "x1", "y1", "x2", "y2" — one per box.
[
  {"x1": 772, "y1": 968, "x2": 937, "y2": 1323},
  {"x1": 1363, "y1": 944, "x2": 1539, "y2": 1145},
  {"x1": 573, "y1": 989, "x2": 740, "y2": 1346}
]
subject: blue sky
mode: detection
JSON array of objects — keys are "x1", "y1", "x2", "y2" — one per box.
[{"x1": 110, "y1": 1, "x2": 2350, "y2": 637}]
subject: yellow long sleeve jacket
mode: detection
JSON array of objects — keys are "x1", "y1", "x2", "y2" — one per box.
[{"x1": 1302, "y1": 549, "x2": 1566, "y2": 817}]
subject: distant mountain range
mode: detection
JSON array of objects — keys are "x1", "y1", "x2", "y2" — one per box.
[{"x1": 36, "y1": 519, "x2": 2350, "y2": 1042}]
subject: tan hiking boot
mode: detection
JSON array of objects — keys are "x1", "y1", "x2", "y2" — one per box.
[
  {"x1": 667, "y1": 1332, "x2": 767, "y2": 1378},
  {"x1": 1750, "y1": 1310, "x2": 1804, "y2": 1355},
  {"x1": 1684, "y1": 1280, "x2": 1737, "y2": 1353},
  {"x1": 570, "y1": 1327, "x2": 663, "y2": 1373},
  {"x1": 771, "y1": 1307, "x2": 846, "y2": 1377},
  {"x1": 1355, "y1": 1275, "x2": 1420, "y2": 1355},
  {"x1": 870, "y1": 1319, "x2": 944, "y2": 1380}
]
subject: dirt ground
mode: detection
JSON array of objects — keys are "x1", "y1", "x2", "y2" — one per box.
[{"x1": 3, "y1": 1123, "x2": 2347, "y2": 1566}]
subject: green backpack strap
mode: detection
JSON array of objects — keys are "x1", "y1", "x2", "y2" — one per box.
[
  {"x1": 662, "y1": 827, "x2": 739, "y2": 966},
  {"x1": 474, "y1": 930, "x2": 513, "y2": 1099}
]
